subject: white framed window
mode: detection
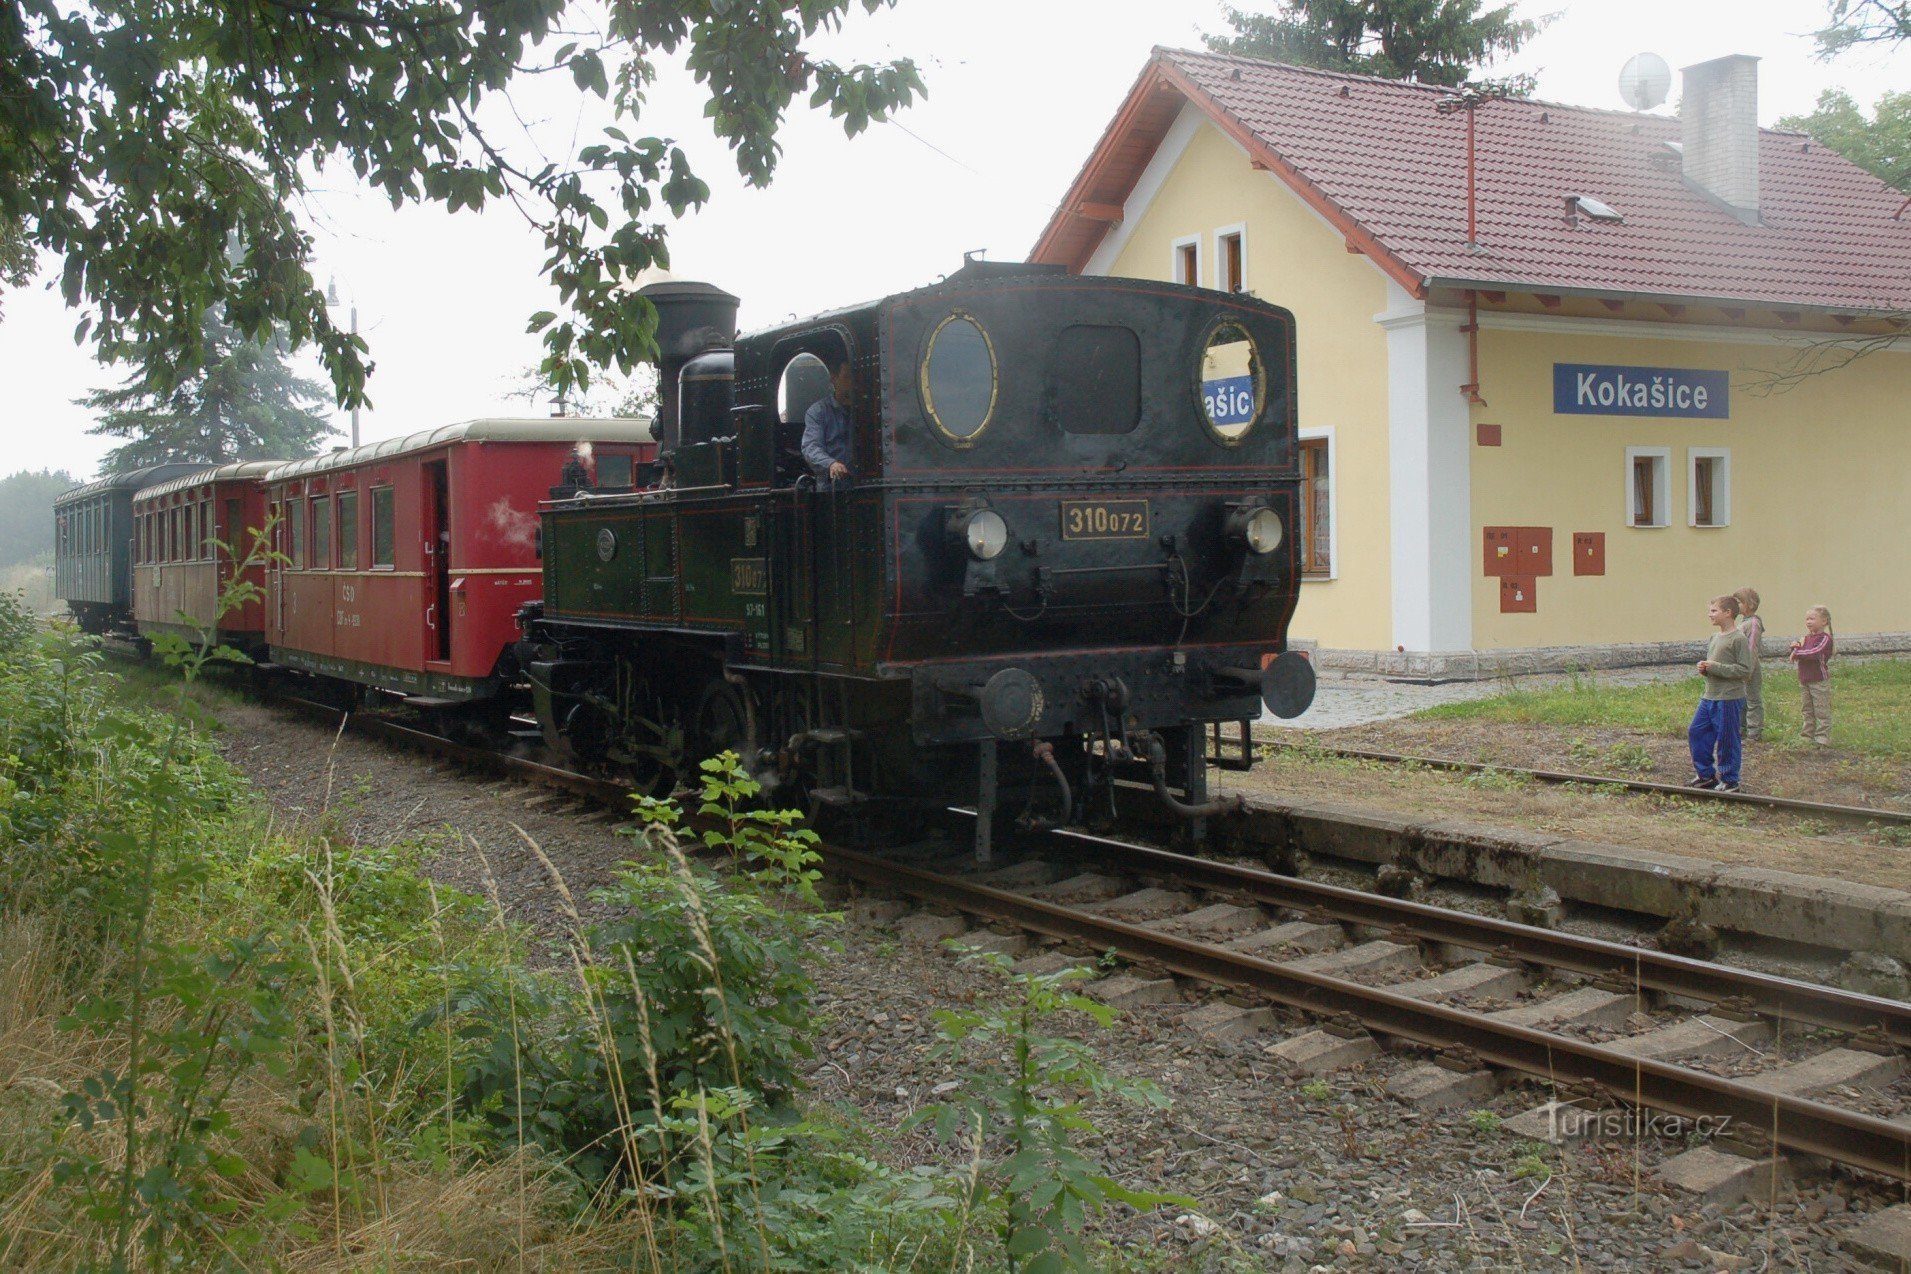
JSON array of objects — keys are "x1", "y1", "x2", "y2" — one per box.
[
  {"x1": 1688, "y1": 447, "x2": 1730, "y2": 527},
  {"x1": 1625, "y1": 446, "x2": 1671, "y2": 528},
  {"x1": 1171, "y1": 234, "x2": 1202, "y2": 287},
  {"x1": 1298, "y1": 428, "x2": 1335, "y2": 578},
  {"x1": 1215, "y1": 224, "x2": 1246, "y2": 293}
]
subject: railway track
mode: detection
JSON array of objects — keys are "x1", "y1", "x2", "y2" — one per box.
[
  {"x1": 1261, "y1": 738, "x2": 1911, "y2": 829},
  {"x1": 276, "y1": 693, "x2": 1911, "y2": 1189}
]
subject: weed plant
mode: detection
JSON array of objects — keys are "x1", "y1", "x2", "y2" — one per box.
[{"x1": 0, "y1": 582, "x2": 1176, "y2": 1269}]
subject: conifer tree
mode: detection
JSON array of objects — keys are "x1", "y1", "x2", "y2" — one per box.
[
  {"x1": 1205, "y1": 1, "x2": 1544, "y2": 92},
  {"x1": 82, "y1": 311, "x2": 334, "y2": 474}
]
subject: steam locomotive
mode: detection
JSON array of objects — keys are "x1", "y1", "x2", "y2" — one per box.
[{"x1": 519, "y1": 261, "x2": 1314, "y2": 855}]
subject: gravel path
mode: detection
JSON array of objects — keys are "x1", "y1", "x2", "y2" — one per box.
[
  {"x1": 1263, "y1": 666, "x2": 1696, "y2": 732},
  {"x1": 212, "y1": 699, "x2": 1890, "y2": 1271}
]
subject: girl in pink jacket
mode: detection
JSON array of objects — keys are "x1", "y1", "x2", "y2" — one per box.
[{"x1": 1789, "y1": 606, "x2": 1834, "y2": 746}]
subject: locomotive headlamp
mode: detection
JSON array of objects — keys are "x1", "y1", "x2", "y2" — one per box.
[
  {"x1": 1228, "y1": 504, "x2": 1284, "y2": 555},
  {"x1": 956, "y1": 508, "x2": 1009, "y2": 561}
]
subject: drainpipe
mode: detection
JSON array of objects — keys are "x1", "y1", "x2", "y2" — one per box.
[{"x1": 1460, "y1": 290, "x2": 1486, "y2": 406}]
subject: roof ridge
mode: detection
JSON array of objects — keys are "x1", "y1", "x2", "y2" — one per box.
[{"x1": 1152, "y1": 45, "x2": 1791, "y2": 131}]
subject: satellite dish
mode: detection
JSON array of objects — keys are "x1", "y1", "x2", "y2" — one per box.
[{"x1": 1618, "y1": 52, "x2": 1672, "y2": 111}]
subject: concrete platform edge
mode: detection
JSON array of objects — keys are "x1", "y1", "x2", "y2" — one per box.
[{"x1": 1230, "y1": 797, "x2": 1911, "y2": 962}]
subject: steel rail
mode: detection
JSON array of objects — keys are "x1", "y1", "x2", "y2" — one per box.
[
  {"x1": 824, "y1": 844, "x2": 1911, "y2": 1182},
  {"x1": 1261, "y1": 740, "x2": 1911, "y2": 828},
  {"x1": 1041, "y1": 826, "x2": 1911, "y2": 1047},
  {"x1": 287, "y1": 694, "x2": 1911, "y2": 1044},
  {"x1": 256, "y1": 692, "x2": 1911, "y2": 1177},
  {"x1": 276, "y1": 696, "x2": 632, "y2": 805}
]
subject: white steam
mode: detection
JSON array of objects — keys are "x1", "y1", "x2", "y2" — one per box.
[{"x1": 486, "y1": 497, "x2": 540, "y2": 552}]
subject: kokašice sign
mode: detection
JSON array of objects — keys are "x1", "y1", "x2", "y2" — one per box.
[{"x1": 1553, "y1": 363, "x2": 1728, "y2": 419}]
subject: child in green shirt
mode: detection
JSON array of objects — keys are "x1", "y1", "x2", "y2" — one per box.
[{"x1": 1687, "y1": 594, "x2": 1752, "y2": 792}]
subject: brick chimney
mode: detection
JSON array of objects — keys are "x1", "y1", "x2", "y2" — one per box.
[{"x1": 1679, "y1": 54, "x2": 1760, "y2": 225}]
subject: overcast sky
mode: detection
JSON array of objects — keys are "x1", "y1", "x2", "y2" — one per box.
[{"x1": 5, "y1": 0, "x2": 1906, "y2": 482}]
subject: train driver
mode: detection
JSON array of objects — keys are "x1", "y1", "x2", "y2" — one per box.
[{"x1": 800, "y1": 350, "x2": 854, "y2": 490}]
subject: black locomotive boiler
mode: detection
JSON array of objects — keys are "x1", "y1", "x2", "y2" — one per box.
[{"x1": 520, "y1": 261, "x2": 1315, "y2": 854}]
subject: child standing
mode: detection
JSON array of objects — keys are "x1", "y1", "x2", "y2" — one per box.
[
  {"x1": 1789, "y1": 605, "x2": 1835, "y2": 746},
  {"x1": 1733, "y1": 587, "x2": 1765, "y2": 741},
  {"x1": 1688, "y1": 594, "x2": 1752, "y2": 792}
]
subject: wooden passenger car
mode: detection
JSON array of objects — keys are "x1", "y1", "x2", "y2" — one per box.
[
  {"x1": 54, "y1": 463, "x2": 216, "y2": 633},
  {"x1": 131, "y1": 461, "x2": 284, "y2": 655},
  {"x1": 263, "y1": 419, "x2": 655, "y2": 703}
]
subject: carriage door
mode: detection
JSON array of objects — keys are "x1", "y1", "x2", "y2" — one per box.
[
  {"x1": 423, "y1": 460, "x2": 451, "y2": 662},
  {"x1": 269, "y1": 498, "x2": 287, "y2": 638}
]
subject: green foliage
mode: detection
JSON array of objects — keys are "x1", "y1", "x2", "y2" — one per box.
[
  {"x1": 1461, "y1": 765, "x2": 1532, "y2": 793},
  {"x1": 450, "y1": 754, "x2": 834, "y2": 1182},
  {"x1": 0, "y1": 469, "x2": 81, "y2": 568},
  {"x1": 1779, "y1": 89, "x2": 1911, "y2": 192},
  {"x1": 1465, "y1": 1108, "x2": 1500, "y2": 1135},
  {"x1": 2, "y1": 0, "x2": 923, "y2": 410},
  {"x1": 909, "y1": 955, "x2": 1188, "y2": 1272},
  {"x1": 1566, "y1": 736, "x2": 1656, "y2": 775},
  {"x1": 82, "y1": 309, "x2": 336, "y2": 474},
  {"x1": 1204, "y1": 0, "x2": 1545, "y2": 91},
  {"x1": 1816, "y1": 0, "x2": 1911, "y2": 57},
  {"x1": 1297, "y1": 1078, "x2": 1333, "y2": 1102},
  {"x1": 0, "y1": 602, "x2": 242, "y2": 928},
  {"x1": 1510, "y1": 1142, "x2": 1551, "y2": 1181}
]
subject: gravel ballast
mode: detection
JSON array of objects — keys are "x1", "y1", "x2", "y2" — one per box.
[{"x1": 213, "y1": 698, "x2": 1895, "y2": 1270}]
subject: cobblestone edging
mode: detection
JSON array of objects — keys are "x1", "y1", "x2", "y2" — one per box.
[
  {"x1": 1292, "y1": 630, "x2": 1911, "y2": 682},
  {"x1": 1231, "y1": 796, "x2": 1911, "y2": 964}
]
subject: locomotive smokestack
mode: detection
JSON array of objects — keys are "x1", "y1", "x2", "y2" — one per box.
[{"x1": 638, "y1": 281, "x2": 740, "y2": 454}]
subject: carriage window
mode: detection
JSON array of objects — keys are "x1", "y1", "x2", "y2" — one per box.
[
  {"x1": 200, "y1": 498, "x2": 213, "y2": 556},
  {"x1": 921, "y1": 313, "x2": 996, "y2": 446},
  {"x1": 311, "y1": 497, "x2": 332, "y2": 568},
  {"x1": 1198, "y1": 322, "x2": 1263, "y2": 444},
  {"x1": 224, "y1": 499, "x2": 240, "y2": 560},
  {"x1": 777, "y1": 352, "x2": 833, "y2": 425},
  {"x1": 371, "y1": 486, "x2": 395, "y2": 568},
  {"x1": 338, "y1": 492, "x2": 359, "y2": 569},
  {"x1": 1050, "y1": 325, "x2": 1140, "y2": 435},
  {"x1": 170, "y1": 507, "x2": 182, "y2": 561},
  {"x1": 289, "y1": 499, "x2": 306, "y2": 568},
  {"x1": 597, "y1": 454, "x2": 633, "y2": 488}
]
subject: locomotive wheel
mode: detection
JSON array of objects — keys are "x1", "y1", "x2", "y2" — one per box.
[
  {"x1": 691, "y1": 678, "x2": 752, "y2": 770},
  {"x1": 622, "y1": 749, "x2": 681, "y2": 800}
]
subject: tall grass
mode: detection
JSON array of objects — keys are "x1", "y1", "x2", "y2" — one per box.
[
  {"x1": 0, "y1": 584, "x2": 1172, "y2": 1270},
  {"x1": 1417, "y1": 659, "x2": 1911, "y2": 760}
]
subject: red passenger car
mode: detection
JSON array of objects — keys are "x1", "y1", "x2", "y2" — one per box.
[
  {"x1": 263, "y1": 419, "x2": 654, "y2": 707},
  {"x1": 131, "y1": 461, "x2": 283, "y2": 655}
]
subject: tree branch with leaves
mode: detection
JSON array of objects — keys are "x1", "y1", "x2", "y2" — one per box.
[{"x1": 0, "y1": 0, "x2": 923, "y2": 411}]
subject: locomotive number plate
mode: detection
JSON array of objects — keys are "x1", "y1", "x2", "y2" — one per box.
[{"x1": 1060, "y1": 499, "x2": 1150, "y2": 541}]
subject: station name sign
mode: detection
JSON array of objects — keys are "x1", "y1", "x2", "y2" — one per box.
[
  {"x1": 1553, "y1": 363, "x2": 1728, "y2": 419},
  {"x1": 1202, "y1": 376, "x2": 1256, "y2": 427}
]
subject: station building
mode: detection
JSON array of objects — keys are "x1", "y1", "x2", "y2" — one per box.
[{"x1": 1033, "y1": 49, "x2": 1911, "y2": 676}]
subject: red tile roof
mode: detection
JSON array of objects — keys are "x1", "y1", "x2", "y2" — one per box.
[{"x1": 1032, "y1": 48, "x2": 1911, "y2": 315}]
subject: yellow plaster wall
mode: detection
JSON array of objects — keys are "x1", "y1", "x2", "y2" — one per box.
[
  {"x1": 1102, "y1": 122, "x2": 1396, "y2": 649},
  {"x1": 1470, "y1": 325, "x2": 1911, "y2": 647}
]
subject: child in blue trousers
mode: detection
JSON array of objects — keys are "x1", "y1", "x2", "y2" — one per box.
[{"x1": 1688, "y1": 594, "x2": 1753, "y2": 792}]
